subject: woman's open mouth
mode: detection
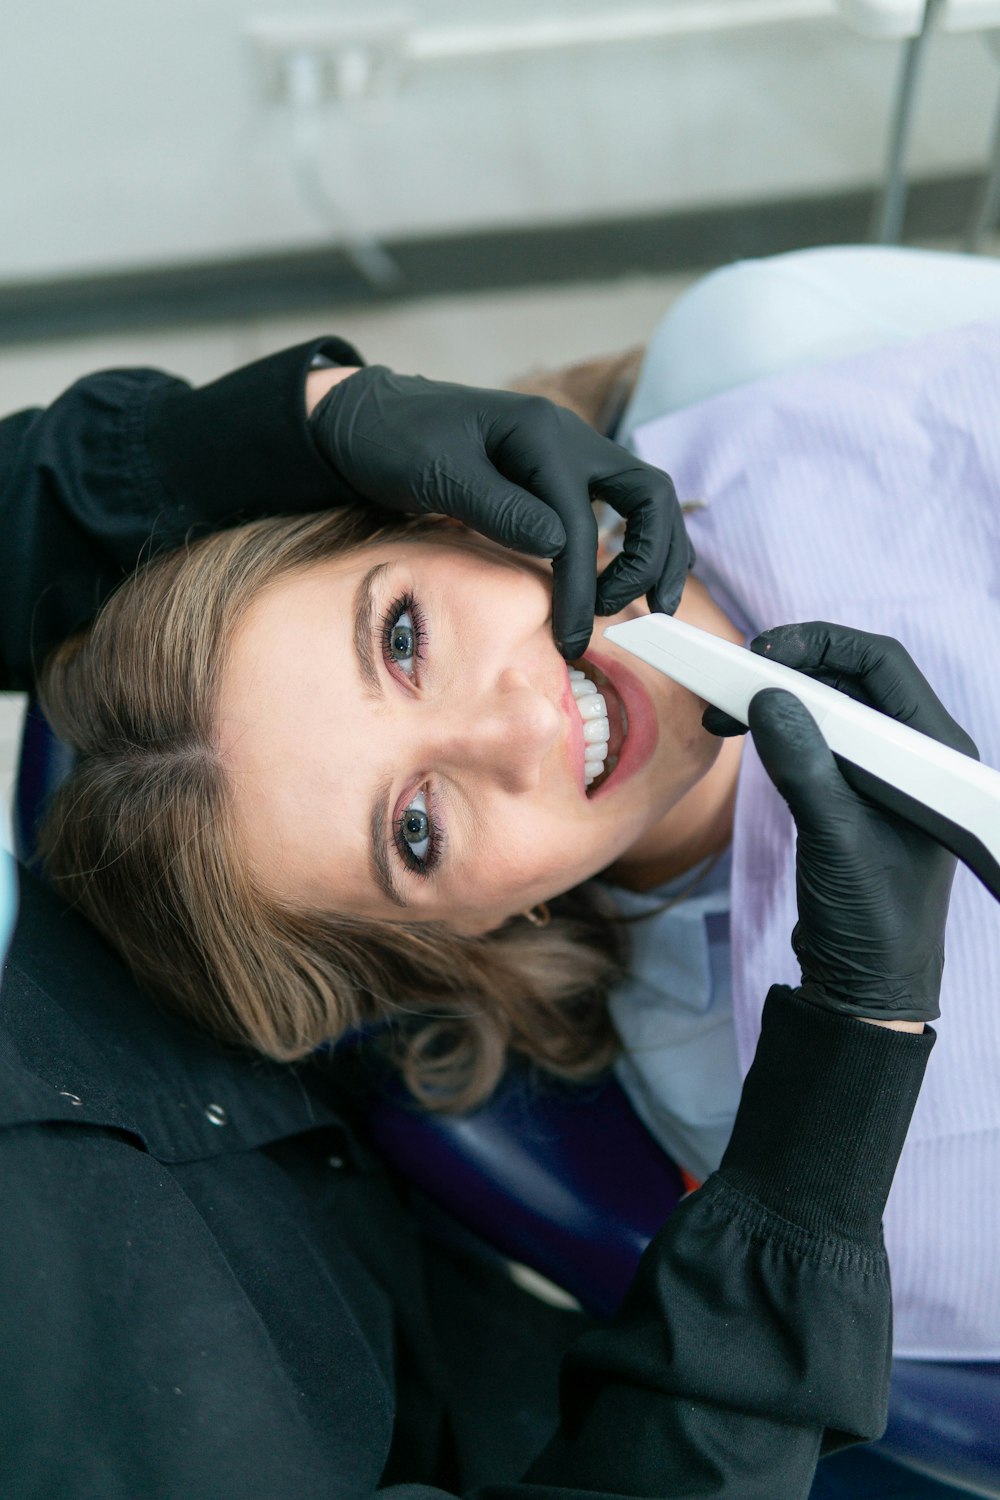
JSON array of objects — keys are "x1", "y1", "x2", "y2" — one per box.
[{"x1": 568, "y1": 658, "x2": 628, "y2": 795}]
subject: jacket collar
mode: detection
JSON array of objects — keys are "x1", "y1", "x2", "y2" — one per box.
[{"x1": 0, "y1": 869, "x2": 357, "y2": 1163}]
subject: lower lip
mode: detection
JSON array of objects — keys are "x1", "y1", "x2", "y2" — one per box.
[{"x1": 582, "y1": 650, "x2": 659, "y2": 800}]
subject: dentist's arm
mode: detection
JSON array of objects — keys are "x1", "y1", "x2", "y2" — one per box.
[
  {"x1": 1, "y1": 347, "x2": 690, "y2": 690},
  {"x1": 0, "y1": 340, "x2": 355, "y2": 691},
  {"x1": 517, "y1": 622, "x2": 961, "y2": 1497}
]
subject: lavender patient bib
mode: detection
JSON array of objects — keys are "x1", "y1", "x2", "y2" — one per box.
[{"x1": 628, "y1": 321, "x2": 1000, "y2": 1359}]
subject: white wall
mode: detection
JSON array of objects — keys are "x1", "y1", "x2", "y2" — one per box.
[{"x1": 2, "y1": 0, "x2": 999, "y2": 285}]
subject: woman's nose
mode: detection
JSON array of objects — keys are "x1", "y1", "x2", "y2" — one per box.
[{"x1": 431, "y1": 669, "x2": 561, "y2": 791}]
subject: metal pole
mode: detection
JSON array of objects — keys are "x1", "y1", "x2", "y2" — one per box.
[
  {"x1": 870, "y1": 0, "x2": 944, "y2": 245},
  {"x1": 966, "y1": 70, "x2": 1000, "y2": 252}
]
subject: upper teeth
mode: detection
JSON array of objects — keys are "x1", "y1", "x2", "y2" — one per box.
[{"x1": 569, "y1": 669, "x2": 610, "y2": 787}]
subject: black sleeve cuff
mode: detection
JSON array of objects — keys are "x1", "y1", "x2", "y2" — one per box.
[
  {"x1": 718, "y1": 986, "x2": 935, "y2": 1246},
  {"x1": 142, "y1": 336, "x2": 364, "y2": 535}
]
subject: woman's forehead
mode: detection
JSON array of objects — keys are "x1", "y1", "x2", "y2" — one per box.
[{"x1": 265, "y1": 529, "x2": 551, "y2": 610}]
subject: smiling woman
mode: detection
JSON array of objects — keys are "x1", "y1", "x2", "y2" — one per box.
[
  {"x1": 35, "y1": 495, "x2": 741, "y2": 1107},
  {"x1": 213, "y1": 523, "x2": 736, "y2": 932},
  {"x1": 33, "y1": 501, "x2": 728, "y2": 1108}
]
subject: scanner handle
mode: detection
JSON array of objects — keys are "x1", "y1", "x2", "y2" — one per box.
[{"x1": 604, "y1": 615, "x2": 1000, "y2": 903}]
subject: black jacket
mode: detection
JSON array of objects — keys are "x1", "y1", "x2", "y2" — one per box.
[{"x1": 0, "y1": 346, "x2": 933, "y2": 1499}]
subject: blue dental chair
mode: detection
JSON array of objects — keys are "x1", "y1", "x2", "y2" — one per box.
[{"x1": 12, "y1": 696, "x2": 1000, "y2": 1499}]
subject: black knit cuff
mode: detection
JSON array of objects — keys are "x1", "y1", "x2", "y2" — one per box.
[
  {"x1": 718, "y1": 986, "x2": 935, "y2": 1246},
  {"x1": 142, "y1": 336, "x2": 365, "y2": 533}
]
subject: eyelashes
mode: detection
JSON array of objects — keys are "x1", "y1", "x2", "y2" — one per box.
[
  {"x1": 380, "y1": 589, "x2": 444, "y2": 877},
  {"x1": 380, "y1": 590, "x2": 427, "y2": 678},
  {"x1": 393, "y1": 789, "x2": 444, "y2": 876}
]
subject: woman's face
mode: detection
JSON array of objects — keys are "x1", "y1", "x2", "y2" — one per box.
[{"x1": 216, "y1": 531, "x2": 724, "y2": 933}]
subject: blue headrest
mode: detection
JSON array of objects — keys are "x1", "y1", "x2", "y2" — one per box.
[
  {"x1": 0, "y1": 846, "x2": 16, "y2": 965},
  {"x1": 368, "y1": 1060, "x2": 685, "y2": 1320},
  {"x1": 14, "y1": 699, "x2": 75, "y2": 872}
]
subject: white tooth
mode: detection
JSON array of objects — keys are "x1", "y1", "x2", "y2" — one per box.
[
  {"x1": 571, "y1": 678, "x2": 597, "y2": 699},
  {"x1": 585, "y1": 776, "x2": 594, "y2": 787},
  {"x1": 569, "y1": 668, "x2": 586, "y2": 681},
  {"x1": 583, "y1": 718, "x2": 609, "y2": 744},
  {"x1": 585, "y1": 742, "x2": 608, "y2": 762},
  {"x1": 576, "y1": 693, "x2": 607, "y2": 721}
]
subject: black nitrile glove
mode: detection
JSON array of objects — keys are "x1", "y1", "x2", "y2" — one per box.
[
  {"x1": 309, "y1": 366, "x2": 692, "y2": 660},
  {"x1": 704, "y1": 622, "x2": 979, "y2": 1024}
]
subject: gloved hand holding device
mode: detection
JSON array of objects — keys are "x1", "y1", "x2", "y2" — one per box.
[
  {"x1": 308, "y1": 365, "x2": 692, "y2": 661},
  {"x1": 705, "y1": 621, "x2": 979, "y2": 1025}
]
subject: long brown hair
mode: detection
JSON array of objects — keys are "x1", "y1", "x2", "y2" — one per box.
[{"x1": 37, "y1": 507, "x2": 623, "y2": 1109}]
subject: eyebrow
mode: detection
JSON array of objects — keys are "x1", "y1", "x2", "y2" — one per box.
[
  {"x1": 369, "y1": 778, "x2": 410, "y2": 910},
  {"x1": 353, "y1": 560, "x2": 391, "y2": 701},
  {"x1": 353, "y1": 561, "x2": 410, "y2": 910}
]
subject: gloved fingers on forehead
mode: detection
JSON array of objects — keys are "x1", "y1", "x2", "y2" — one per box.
[
  {"x1": 590, "y1": 454, "x2": 697, "y2": 585},
  {"x1": 593, "y1": 507, "x2": 666, "y2": 616},
  {"x1": 422, "y1": 457, "x2": 567, "y2": 557},
  {"x1": 550, "y1": 548, "x2": 598, "y2": 661},
  {"x1": 588, "y1": 453, "x2": 679, "y2": 514},
  {"x1": 647, "y1": 500, "x2": 695, "y2": 617},
  {"x1": 590, "y1": 470, "x2": 684, "y2": 615},
  {"x1": 485, "y1": 393, "x2": 585, "y2": 477},
  {"x1": 528, "y1": 473, "x2": 601, "y2": 659},
  {"x1": 497, "y1": 461, "x2": 598, "y2": 656},
  {"x1": 471, "y1": 445, "x2": 601, "y2": 658}
]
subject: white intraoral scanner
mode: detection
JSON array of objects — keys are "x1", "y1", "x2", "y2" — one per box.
[{"x1": 603, "y1": 614, "x2": 1000, "y2": 904}]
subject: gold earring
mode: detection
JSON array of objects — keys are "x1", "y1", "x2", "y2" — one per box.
[{"x1": 523, "y1": 902, "x2": 551, "y2": 928}]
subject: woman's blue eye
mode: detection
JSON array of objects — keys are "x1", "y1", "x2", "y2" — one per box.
[
  {"x1": 388, "y1": 609, "x2": 416, "y2": 673},
  {"x1": 381, "y1": 592, "x2": 427, "y2": 684},
  {"x1": 400, "y1": 790, "x2": 431, "y2": 863},
  {"x1": 382, "y1": 595, "x2": 440, "y2": 875}
]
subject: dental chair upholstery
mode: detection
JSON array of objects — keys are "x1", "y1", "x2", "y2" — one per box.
[{"x1": 14, "y1": 699, "x2": 1000, "y2": 1500}]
